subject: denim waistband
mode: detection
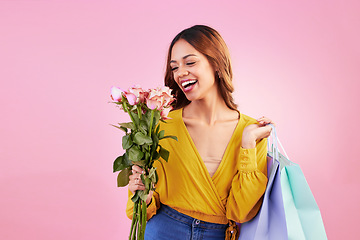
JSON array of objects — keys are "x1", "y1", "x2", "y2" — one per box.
[{"x1": 159, "y1": 204, "x2": 229, "y2": 230}]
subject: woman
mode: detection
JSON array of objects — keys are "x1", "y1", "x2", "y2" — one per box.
[{"x1": 126, "y1": 25, "x2": 273, "y2": 240}]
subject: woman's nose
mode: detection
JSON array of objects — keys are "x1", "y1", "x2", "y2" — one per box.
[{"x1": 178, "y1": 67, "x2": 189, "y2": 78}]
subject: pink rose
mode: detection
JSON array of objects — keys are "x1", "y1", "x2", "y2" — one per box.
[
  {"x1": 160, "y1": 106, "x2": 172, "y2": 120},
  {"x1": 125, "y1": 85, "x2": 150, "y2": 105},
  {"x1": 158, "y1": 87, "x2": 174, "y2": 107},
  {"x1": 146, "y1": 95, "x2": 164, "y2": 110},
  {"x1": 129, "y1": 85, "x2": 145, "y2": 102},
  {"x1": 162, "y1": 92, "x2": 175, "y2": 107},
  {"x1": 124, "y1": 92, "x2": 138, "y2": 105},
  {"x1": 110, "y1": 86, "x2": 123, "y2": 102}
]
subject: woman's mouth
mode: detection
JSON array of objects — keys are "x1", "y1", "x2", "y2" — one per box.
[{"x1": 181, "y1": 79, "x2": 198, "y2": 92}]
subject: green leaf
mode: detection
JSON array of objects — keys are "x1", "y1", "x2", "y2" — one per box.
[
  {"x1": 144, "y1": 177, "x2": 152, "y2": 190},
  {"x1": 117, "y1": 167, "x2": 131, "y2": 187},
  {"x1": 111, "y1": 101, "x2": 123, "y2": 105},
  {"x1": 152, "y1": 132, "x2": 159, "y2": 147},
  {"x1": 149, "y1": 167, "x2": 157, "y2": 183},
  {"x1": 133, "y1": 132, "x2": 153, "y2": 145},
  {"x1": 145, "y1": 151, "x2": 150, "y2": 161},
  {"x1": 140, "y1": 173, "x2": 146, "y2": 187},
  {"x1": 159, "y1": 145, "x2": 170, "y2": 162},
  {"x1": 161, "y1": 135, "x2": 178, "y2": 141},
  {"x1": 133, "y1": 160, "x2": 146, "y2": 167},
  {"x1": 113, "y1": 154, "x2": 131, "y2": 172},
  {"x1": 119, "y1": 122, "x2": 135, "y2": 130},
  {"x1": 137, "y1": 190, "x2": 148, "y2": 202},
  {"x1": 158, "y1": 130, "x2": 165, "y2": 139},
  {"x1": 153, "y1": 111, "x2": 161, "y2": 127},
  {"x1": 144, "y1": 110, "x2": 152, "y2": 127},
  {"x1": 148, "y1": 167, "x2": 156, "y2": 178},
  {"x1": 139, "y1": 120, "x2": 148, "y2": 135},
  {"x1": 152, "y1": 151, "x2": 160, "y2": 160},
  {"x1": 128, "y1": 146, "x2": 144, "y2": 162},
  {"x1": 129, "y1": 111, "x2": 139, "y2": 127},
  {"x1": 140, "y1": 119, "x2": 148, "y2": 128},
  {"x1": 110, "y1": 124, "x2": 127, "y2": 133},
  {"x1": 131, "y1": 192, "x2": 140, "y2": 203},
  {"x1": 122, "y1": 135, "x2": 133, "y2": 149},
  {"x1": 154, "y1": 170, "x2": 159, "y2": 184},
  {"x1": 155, "y1": 124, "x2": 160, "y2": 135}
]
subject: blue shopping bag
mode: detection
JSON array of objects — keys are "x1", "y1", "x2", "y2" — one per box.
[
  {"x1": 239, "y1": 125, "x2": 327, "y2": 240},
  {"x1": 238, "y1": 154, "x2": 288, "y2": 240}
]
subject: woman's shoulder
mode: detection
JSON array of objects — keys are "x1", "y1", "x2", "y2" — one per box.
[
  {"x1": 168, "y1": 108, "x2": 182, "y2": 119},
  {"x1": 239, "y1": 112, "x2": 259, "y2": 126}
]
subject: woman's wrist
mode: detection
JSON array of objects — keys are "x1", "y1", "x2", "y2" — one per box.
[
  {"x1": 241, "y1": 134, "x2": 256, "y2": 149},
  {"x1": 241, "y1": 141, "x2": 256, "y2": 149}
]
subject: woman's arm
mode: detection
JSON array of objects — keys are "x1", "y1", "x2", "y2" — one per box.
[
  {"x1": 241, "y1": 116, "x2": 274, "y2": 149},
  {"x1": 225, "y1": 116, "x2": 274, "y2": 223}
]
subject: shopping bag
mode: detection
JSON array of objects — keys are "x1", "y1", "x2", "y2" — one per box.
[
  {"x1": 238, "y1": 153, "x2": 288, "y2": 239},
  {"x1": 239, "y1": 125, "x2": 327, "y2": 240}
]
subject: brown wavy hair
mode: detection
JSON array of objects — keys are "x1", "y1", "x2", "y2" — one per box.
[{"x1": 165, "y1": 25, "x2": 237, "y2": 110}]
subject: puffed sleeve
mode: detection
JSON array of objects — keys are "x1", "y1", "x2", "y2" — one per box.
[
  {"x1": 225, "y1": 138, "x2": 268, "y2": 223},
  {"x1": 126, "y1": 190, "x2": 160, "y2": 221}
]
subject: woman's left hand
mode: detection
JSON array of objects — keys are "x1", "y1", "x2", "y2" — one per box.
[{"x1": 241, "y1": 116, "x2": 275, "y2": 149}]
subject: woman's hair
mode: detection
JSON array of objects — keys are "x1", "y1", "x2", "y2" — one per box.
[{"x1": 165, "y1": 25, "x2": 237, "y2": 110}]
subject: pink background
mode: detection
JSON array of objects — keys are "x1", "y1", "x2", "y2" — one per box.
[{"x1": 1, "y1": 0, "x2": 359, "y2": 239}]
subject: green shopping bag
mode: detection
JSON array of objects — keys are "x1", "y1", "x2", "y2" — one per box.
[{"x1": 268, "y1": 125, "x2": 327, "y2": 240}]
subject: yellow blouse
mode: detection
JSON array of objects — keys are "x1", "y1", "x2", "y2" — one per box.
[{"x1": 126, "y1": 108, "x2": 268, "y2": 224}]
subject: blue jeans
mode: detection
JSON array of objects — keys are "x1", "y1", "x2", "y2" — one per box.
[{"x1": 145, "y1": 204, "x2": 228, "y2": 240}]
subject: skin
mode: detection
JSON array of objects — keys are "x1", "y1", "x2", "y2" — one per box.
[{"x1": 128, "y1": 39, "x2": 274, "y2": 204}]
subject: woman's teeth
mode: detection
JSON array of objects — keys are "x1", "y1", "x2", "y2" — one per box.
[{"x1": 182, "y1": 80, "x2": 197, "y2": 89}]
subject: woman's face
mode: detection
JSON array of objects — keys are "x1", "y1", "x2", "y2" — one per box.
[{"x1": 170, "y1": 39, "x2": 217, "y2": 102}]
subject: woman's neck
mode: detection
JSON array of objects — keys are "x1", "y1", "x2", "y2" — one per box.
[{"x1": 183, "y1": 91, "x2": 237, "y2": 126}]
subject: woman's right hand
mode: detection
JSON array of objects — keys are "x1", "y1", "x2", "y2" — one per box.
[{"x1": 128, "y1": 165, "x2": 153, "y2": 205}]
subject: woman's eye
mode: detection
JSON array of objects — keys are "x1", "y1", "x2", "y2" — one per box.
[
  {"x1": 186, "y1": 62, "x2": 195, "y2": 66},
  {"x1": 171, "y1": 66, "x2": 178, "y2": 71}
]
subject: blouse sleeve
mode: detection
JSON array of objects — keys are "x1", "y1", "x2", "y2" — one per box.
[
  {"x1": 225, "y1": 138, "x2": 268, "y2": 223},
  {"x1": 126, "y1": 190, "x2": 160, "y2": 221}
]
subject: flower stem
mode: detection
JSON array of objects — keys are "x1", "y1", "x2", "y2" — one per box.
[
  {"x1": 122, "y1": 101, "x2": 137, "y2": 129},
  {"x1": 137, "y1": 105, "x2": 142, "y2": 120},
  {"x1": 148, "y1": 110, "x2": 155, "y2": 137},
  {"x1": 130, "y1": 201, "x2": 138, "y2": 240},
  {"x1": 137, "y1": 202, "x2": 142, "y2": 239},
  {"x1": 141, "y1": 199, "x2": 147, "y2": 237},
  {"x1": 129, "y1": 205, "x2": 136, "y2": 240}
]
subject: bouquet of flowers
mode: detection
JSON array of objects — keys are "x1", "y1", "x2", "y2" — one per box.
[{"x1": 110, "y1": 85, "x2": 177, "y2": 240}]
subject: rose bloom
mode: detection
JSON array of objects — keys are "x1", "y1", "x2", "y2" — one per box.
[
  {"x1": 146, "y1": 87, "x2": 175, "y2": 110},
  {"x1": 146, "y1": 95, "x2": 164, "y2": 110},
  {"x1": 111, "y1": 86, "x2": 123, "y2": 102},
  {"x1": 124, "y1": 92, "x2": 138, "y2": 105},
  {"x1": 160, "y1": 106, "x2": 173, "y2": 120},
  {"x1": 160, "y1": 86, "x2": 175, "y2": 107},
  {"x1": 124, "y1": 85, "x2": 151, "y2": 106}
]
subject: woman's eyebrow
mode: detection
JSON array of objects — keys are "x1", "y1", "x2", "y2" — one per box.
[{"x1": 170, "y1": 54, "x2": 197, "y2": 63}]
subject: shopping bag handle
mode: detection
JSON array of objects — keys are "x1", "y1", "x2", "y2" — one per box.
[{"x1": 267, "y1": 124, "x2": 290, "y2": 161}]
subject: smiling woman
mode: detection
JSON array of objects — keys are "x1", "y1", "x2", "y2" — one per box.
[
  {"x1": 165, "y1": 25, "x2": 237, "y2": 111},
  {"x1": 126, "y1": 25, "x2": 274, "y2": 240}
]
